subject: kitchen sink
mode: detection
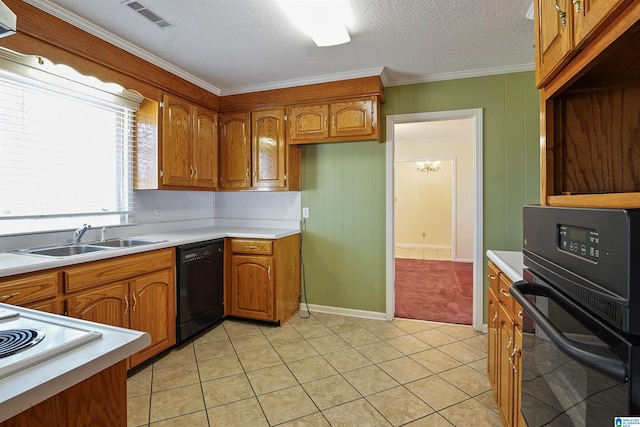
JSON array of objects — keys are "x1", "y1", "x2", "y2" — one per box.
[
  {"x1": 90, "y1": 238, "x2": 160, "y2": 248},
  {"x1": 23, "y1": 244, "x2": 108, "y2": 257}
]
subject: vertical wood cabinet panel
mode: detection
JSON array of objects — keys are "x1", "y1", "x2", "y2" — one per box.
[
  {"x1": 162, "y1": 95, "x2": 193, "y2": 187},
  {"x1": 330, "y1": 99, "x2": 374, "y2": 138},
  {"x1": 194, "y1": 109, "x2": 219, "y2": 188},
  {"x1": 252, "y1": 109, "x2": 286, "y2": 189},
  {"x1": 220, "y1": 112, "x2": 251, "y2": 189},
  {"x1": 66, "y1": 282, "x2": 129, "y2": 329},
  {"x1": 230, "y1": 254, "x2": 274, "y2": 321},
  {"x1": 288, "y1": 105, "x2": 329, "y2": 141}
]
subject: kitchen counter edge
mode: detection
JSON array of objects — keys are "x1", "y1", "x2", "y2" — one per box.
[{"x1": 486, "y1": 250, "x2": 524, "y2": 282}]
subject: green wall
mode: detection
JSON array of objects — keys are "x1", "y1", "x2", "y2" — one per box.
[{"x1": 300, "y1": 71, "x2": 540, "y2": 319}]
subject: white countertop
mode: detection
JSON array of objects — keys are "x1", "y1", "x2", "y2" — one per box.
[
  {"x1": 0, "y1": 226, "x2": 300, "y2": 278},
  {"x1": 0, "y1": 303, "x2": 150, "y2": 422},
  {"x1": 486, "y1": 250, "x2": 524, "y2": 282}
]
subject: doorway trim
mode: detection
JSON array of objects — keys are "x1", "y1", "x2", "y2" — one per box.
[{"x1": 385, "y1": 109, "x2": 484, "y2": 330}]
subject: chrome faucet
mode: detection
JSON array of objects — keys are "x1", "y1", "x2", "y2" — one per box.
[{"x1": 72, "y1": 224, "x2": 91, "y2": 243}]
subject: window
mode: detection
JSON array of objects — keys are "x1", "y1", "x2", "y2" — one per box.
[{"x1": 0, "y1": 50, "x2": 141, "y2": 235}]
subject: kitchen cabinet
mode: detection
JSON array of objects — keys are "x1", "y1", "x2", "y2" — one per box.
[
  {"x1": 160, "y1": 93, "x2": 218, "y2": 189},
  {"x1": 226, "y1": 235, "x2": 300, "y2": 324},
  {"x1": 0, "y1": 270, "x2": 60, "y2": 309},
  {"x1": 63, "y1": 248, "x2": 175, "y2": 368},
  {"x1": 487, "y1": 261, "x2": 523, "y2": 427},
  {"x1": 220, "y1": 109, "x2": 300, "y2": 190},
  {"x1": 536, "y1": 1, "x2": 640, "y2": 208},
  {"x1": 288, "y1": 97, "x2": 379, "y2": 144}
]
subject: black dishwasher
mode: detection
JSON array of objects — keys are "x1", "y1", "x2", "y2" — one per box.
[{"x1": 176, "y1": 239, "x2": 224, "y2": 344}]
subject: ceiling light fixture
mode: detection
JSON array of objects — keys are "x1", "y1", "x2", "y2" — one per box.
[{"x1": 276, "y1": 0, "x2": 352, "y2": 47}]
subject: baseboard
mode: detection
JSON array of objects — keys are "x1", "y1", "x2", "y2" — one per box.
[
  {"x1": 299, "y1": 303, "x2": 387, "y2": 321},
  {"x1": 395, "y1": 243, "x2": 451, "y2": 250},
  {"x1": 482, "y1": 323, "x2": 487, "y2": 333},
  {"x1": 454, "y1": 258, "x2": 473, "y2": 263}
]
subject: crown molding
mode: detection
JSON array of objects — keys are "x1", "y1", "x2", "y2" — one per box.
[{"x1": 384, "y1": 63, "x2": 536, "y2": 87}]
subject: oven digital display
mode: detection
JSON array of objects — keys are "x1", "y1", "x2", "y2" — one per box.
[{"x1": 558, "y1": 225, "x2": 599, "y2": 261}]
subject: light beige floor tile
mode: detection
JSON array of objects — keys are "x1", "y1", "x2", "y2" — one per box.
[
  {"x1": 287, "y1": 355, "x2": 338, "y2": 383},
  {"x1": 467, "y1": 358, "x2": 489, "y2": 374},
  {"x1": 405, "y1": 376, "x2": 469, "y2": 411},
  {"x1": 246, "y1": 364, "x2": 298, "y2": 395},
  {"x1": 367, "y1": 386, "x2": 434, "y2": 426},
  {"x1": 395, "y1": 247, "x2": 411, "y2": 258},
  {"x1": 195, "y1": 324, "x2": 228, "y2": 343},
  {"x1": 438, "y1": 365, "x2": 491, "y2": 397},
  {"x1": 386, "y1": 334, "x2": 432, "y2": 355},
  {"x1": 409, "y1": 248, "x2": 425, "y2": 259},
  {"x1": 474, "y1": 390, "x2": 500, "y2": 413},
  {"x1": 307, "y1": 333, "x2": 351, "y2": 354},
  {"x1": 197, "y1": 354, "x2": 243, "y2": 381},
  {"x1": 149, "y1": 410, "x2": 208, "y2": 426},
  {"x1": 365, "y1": 322, "x2": 406, "y2": 340},
  {"x1": 237, "y1": 347, "x2": 283, "y2": 371},
  {"x1": 152, "y1": 362, "x2": 200, "y2": 392},
  {"x1": 438, "y1": 341, "x2": 487, "y2": 364},
  {"x1": 201, "y1": 373, "x2": 254, "y2": 408},
  {"x1": 410, "y1": 349, "x2": 463, "y2": 373},
  {"x1": 230, "y1": 334, "x2": 271, "y2": 353},
  {"x1": 206, "y1": 397, "x2": 269, "y2": 427},
  {"x1": 321, "y1": 316, "x2": 361, "y2": 333},
  {"x1": 311, "y1": 312, "x2": 344, "y2": 323},
  {"x1": 153, "y1": 344, "x2": 196, "y2": 369},
  {"x1": 338, "y1": 328, "x2": 380, "y2": 347},
  {"x1": 260, "y1": 324, "x2": 304, "y2": 345},
  {"x1": 274, "y1": 340, "x2": 320, "y2": 362},
  {"x1": 291, "y1": 321, "x2": 334, "y2": 339},
  {"x1": 302, "y1": 374, "x2": 361, "y2": 410},
  {"x1": 413, "y1": 329, "x2": 459, "y2": 348},
  {"x1": 322, "y1": 348, "x2": 372, "y2": 372},
  {"x1": 438, "y1": 324, "x2": 483, "y2": 340},
  {"x1": 463, "y1": 333, "x2": 488, "y2": 351},
  {"x1": 322, "y1": 398, "x2": 392, "y2": 426},
  {"x1": 194, "y1": 338, "x2": 235, "y2": 361},
  {"x1": 438, "y1": 397, "x2": 503, "y2": 426},
  {"x1": 356, "y1": 341, "x2": 403, "y2": 363},
  {"x1": 342, "y1": 365, "x2": 399, "y2": 396},
  {"x1": 257, "y1": 386, "x2": 318, "y2": 425},
  {"x1": 127, "y1": 394, "x2": 150, "y2": 427},
  {"x1": 404, "y1": 412, "x2": 454, "y2": 426},
  {"x1": 149, "y1": 383, "x2": 205, "y2": 422},
  {"x1": 378, "y1": 357, "x2": 433, "y2": 384},
  {"x1": 223, "y1": 320, "x2": 263, "y2": 338},
  {"x1": 392, "y1": 318, "x2": 435, "y2": 334},
  {"x1": 277, "y1": 412, "x2": 331, "y2": 426},
  {"x1": 128, "y1": 365, "x2": 152, "y2": 397}
]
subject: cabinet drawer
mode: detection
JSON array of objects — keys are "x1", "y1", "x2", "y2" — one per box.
[
  {"x1": 498, "y1": 273, "x2": 515, "y2": 314},
  {"x1": 0, "y1": 270, "x2": 59, "y2": 306},
  {"x1": 64, "y1": 248, "x2": 174, "y2": 293},
  {"x1": 231, "y1": 239, "x2": 273, "y2": 255},
  {"x1": 487, "y1": 262, "x2": 500, "y2": 293}
]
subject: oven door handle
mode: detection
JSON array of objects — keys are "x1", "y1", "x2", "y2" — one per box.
[{"x1": 511, "y1": 280, "x2": 628, "y2": 382}]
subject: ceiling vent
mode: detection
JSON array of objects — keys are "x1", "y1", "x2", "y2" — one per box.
[{"x1": 121, "y1": 1, "x2": 172, "y2": 29}]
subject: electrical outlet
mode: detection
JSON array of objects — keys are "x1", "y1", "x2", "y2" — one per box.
[
  {"x1": 302, "y1": 207, "x2": 309, "y2": 218},
  {"x1": 155, "y1": 208, "x2": 162, "y2": 220}
]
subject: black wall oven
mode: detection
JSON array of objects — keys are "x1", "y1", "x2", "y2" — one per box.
[{"x1": 511, "y1": 206, "x2": 640, "y2": 426}]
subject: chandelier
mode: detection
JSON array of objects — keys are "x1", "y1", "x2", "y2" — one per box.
[{"x1": 416, "y1": 160, "x2": 441, "y2": 173}]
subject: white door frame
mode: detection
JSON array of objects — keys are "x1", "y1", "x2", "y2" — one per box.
[{"x1": 385, "y1": 109, "x2": 484, "y2": 330}]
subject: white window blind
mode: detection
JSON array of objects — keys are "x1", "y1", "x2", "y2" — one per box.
[{"x1": 0, "y1": 51, "x2": 141, "y2": 235}]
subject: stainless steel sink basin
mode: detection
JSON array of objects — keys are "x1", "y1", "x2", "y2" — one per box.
[
  {"x1": 91, "y1": 238, "x2": 159, "y2": 248},
  {"x1": 25, "y1": 244, "x2": 108, "y2": 257}
]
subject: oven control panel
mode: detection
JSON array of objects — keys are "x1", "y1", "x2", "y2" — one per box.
[{"x1": 558, "y1": 225, "x2": 599, "y2": 261}]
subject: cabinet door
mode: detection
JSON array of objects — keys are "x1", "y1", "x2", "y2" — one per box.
[
  {"x1": 129, "y1": 269, "x2": 175, "y2": 367},
  {"x1": 230, "y1": 255, "x2": 274, "y2": 321},
  {"x1": 535, "y1": 0, "x2": 574, "y2": 86},
  {"x1": 194, "y1": 107, "x2": 219, "y2": 189},
  {"x1": 66, "y1": 282, "x2": 129, "y2": 329},
  {"x1": 288, "y1": 105, "x2": 329, "y2": 142},
  {"x1": 220, "y1": 112, "x2": 251, "y2": 189},
  {"x1": 330, "y1": 99, "x2": 374, "y2": 138},
  {"x1": 573, "y1": 0, "x2": 631, "y2": 46},
  {"x1": 514, "y1": 326, "x2": 524, "y2": 427},
  {"x1": 487, "y1": 288, "x2": 499, "y2": 395},
  {"x1": 252, "y1": 109, "x2": 286, "y2": 189},
  {"x1": 161, "y1": 94, "x2": 193, "y2": 187},
  {"x1": 498, "y1": 303, "x2": 516, "y2": 427}
]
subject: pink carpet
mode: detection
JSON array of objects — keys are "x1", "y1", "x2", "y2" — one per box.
[{"x1": 395, "y1": 258, "x2": 473, "y2": 325}]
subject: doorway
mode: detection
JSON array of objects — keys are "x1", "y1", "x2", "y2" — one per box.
[{"x1": 385, "y1": 109, "x2": 484, "y2": 331}]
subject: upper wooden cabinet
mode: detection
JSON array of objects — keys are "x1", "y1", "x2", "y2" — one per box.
[
  {"x1": 535, "y1": 0, "x2": 632, "y2": 87},
  {"x1": 161, "y1": 93, "x2": 219, "y2": 189},
  {"x1": 220, "y1": 109, "x2": 300, "y2": 191},
  {"x1": 288, "y1": 97, "x2": 379, "y2": 144},
  {"x1": 537, "y1": 1, "x2": 640, "y2": 208}
]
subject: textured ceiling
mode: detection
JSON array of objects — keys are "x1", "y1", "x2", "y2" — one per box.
[{"x1": 26, "y1": 0, "x2": 535, "y2": 96}]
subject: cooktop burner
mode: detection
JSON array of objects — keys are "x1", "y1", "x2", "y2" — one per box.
[{"x1": 0, "y1": 329, "x2": 45, "y2": 358}]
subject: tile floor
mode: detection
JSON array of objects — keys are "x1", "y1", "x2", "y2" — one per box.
[
  {"x1": 394, "y1": 246, "x2": 452, "y2": 261},
  {"x1": 127, "y1": 313, "x2": 500, "y2": 426}
]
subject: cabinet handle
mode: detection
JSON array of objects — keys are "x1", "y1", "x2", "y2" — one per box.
[
  {"x1": 0, "y1": 291, "x2": 20, "y2": 301},
  {"x1": 554, "y1": 0, "x2": 567, "y2": 26},
  {"x1": 500, "y1": 288, "x2": 511, "y2": 298},
  {"x1": 268, "y1": 266, "x2": 271, "y2": 280},
  {"x1": 323, "y1": 116, "x2": 327, "y2": 131},
  {"x1": 572, "y1": 0, "x2": 581, "y2": 13},
  {"x1": 245, "y1": 168, "x2": 249, "y2": 180},
  {"x1": 518, "y1": 310, "x2": 523, "y2": 318},
  {"x1": 190, "y1": 165, "x2": 194, "y2": 178},
  {"x1": 487, "y1": 273, "x2": 496, "y2": 280},
  {"x1": 492, "y1": 312, "x2": 498, "y2": 335},
  {"x1": 132, "y1": 292, "x2": 137, "y2": 312},
  {"x1": 194, "y1": 165, "x2": 198, "y2": 179},
  {"x1": 332, "y1": 116, "x2": 335, "y2": 130},
  {"x1": 244, "y1": 245, "x2": 258, "y2": 250},
  {"x1": 509, "y1": 344, "x2": 519, "y2": 372},
  {"x1": 124, "y1": 294, "x2": 129, "y2": 314},
  {"x1": 506, "y1": 336, "x2": 512, "y2": 351}
]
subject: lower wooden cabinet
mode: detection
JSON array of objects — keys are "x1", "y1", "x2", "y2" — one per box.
[
  {"x1": 226, "y1": 235, "x2": 300, "y2": 324},
  {"x1": 487, "y1": 261, "x2": 523, "y2": 427}
]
